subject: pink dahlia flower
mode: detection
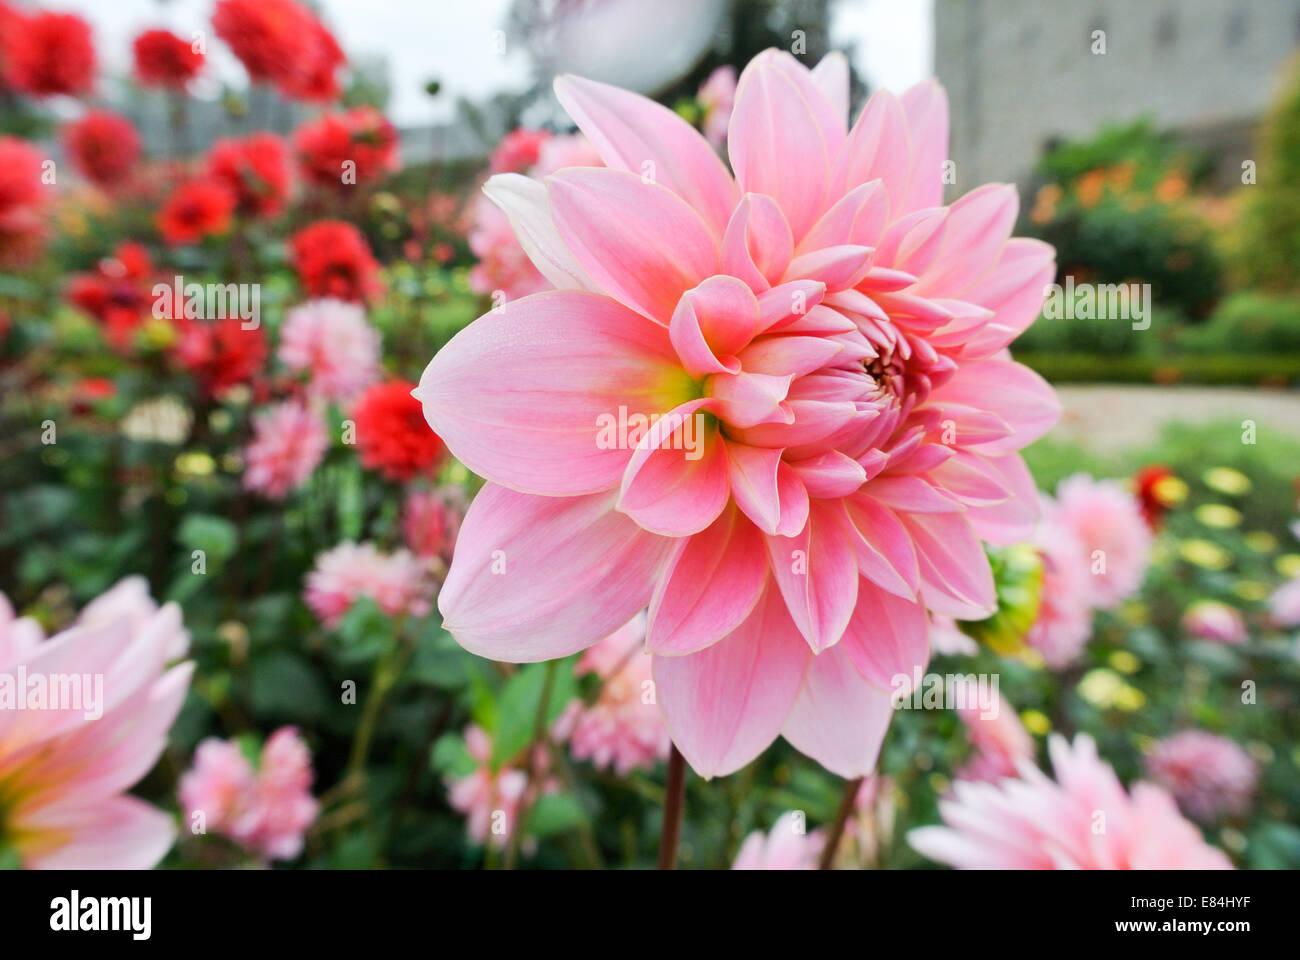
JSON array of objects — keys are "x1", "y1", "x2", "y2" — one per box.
[
  {"x1": 565, "y1": 614, "x2": 672, "y2": 774},
  {"x1": 445, "y1": 723, "x2": 555, "y2": 849},
  {"x1": 418, "y1": 50, "x2": 1059, "y2": 779},
  {"x1": 401, "y1": 486, "x2": 466, "y2": 564},
  {"x1": 1269, "y1": 574, "x2": 1300, "y2": 628},
  {"x1": 1052, "y1": 474, "x2": 1151, "y2": 610},
  {"x1": 0, "y1": 587, "x2": 192, "y2": 869},
  {"x1": 303, "y1": 541, "x2": 433, "y2": 628},
  {"x1": 278, "y1": 299, "x2": 382, "y2": 404},
  {"x1": 954, "y1": 690, "x2": 1034, "y2": 784},
  {"x1": 1145, "y1": 731, "x2": 1257, "y2": 822},
  {"x1": 1024, "y1": 500, "x2": 1093, "y2": 668},
  {"x1": 910, "y1": 734, "x2": 1233, "y2": 869},
  {"x1": 242, "y1": 400, "x2": 328, "y2": 499},
  {"x1": 1181, "y1": 600, "x2": 1247, "y2": 646},
  {"x1": 732, "y1": 811, "x2": 823, "y2": 869},
  {"x1": 180, "y1": 726, "x2": 318, "y2": 861},
  {"x1": 697, "y1": 65, "x2": 737, "y2": 150}
]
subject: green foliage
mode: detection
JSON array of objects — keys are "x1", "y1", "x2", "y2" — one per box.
[{"x1": 1233, "y1": 53, "x2": 1300, "y2": 291}]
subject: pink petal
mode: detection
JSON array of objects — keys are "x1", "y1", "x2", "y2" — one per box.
[
  {"x1": 798, "y1": 180, "x2": 890, "y2": 254},
  {"x1": 901, "y1": 511, "x2": 997, "y2": 619},
  {"x1": 961, "y1": 452, "x2": 1040, "y2": 545},
  {"x1": 781, "y1": 643, "x2": 895, "y2": 778},
  {"x1": 647, "y1": 504, "x2": 770, "y2": 655},
  {"x1": 810, "y1": 52, "x2": 850, "y2": 128},
  {"x1": 669, "y1": 274, "x2": 762, "y2": 377},
  {"x1": 415, "y1": 290, "x2": 684, "y2": 496},
  {"x1": 729, "y1": 50, "x2": 832, "y2": 241},
  {"x1": 721, "y1": 193, "x2": 794, "y2": 291},
  {"x1": 898, "y1": 80, "x2": 950, "y2": 215},
  {"x1": 776, "y1": 461, "x2": 811, "y2": 536},
  {"x1": 547, "y1": 168, "x2": 718, "y2": 323},
  {"x1": 709, "y1": 370, "x2": 794, "y2": 428},
  {"x1": 931, "y1": 358, "x2": 1060, "y2": 454},
  {"x1": 618, "y1": 400, "x2": 731, "y2": 536},
  {"x1": 23, "y1": 796, "x2": 176, "y2": 869},
  {"x1": 440, "y1": 485, "x2": 673, "y2": 661},
  {"x1": 840, "y1": 581, "x2": 930, "y2": 689},
  {"x1": 738, "y1": 334, "x2": 844, "y2": 378},
  {"x1": 726, "y1": 441, "x2": 784, "y2": 534},
  {"x1": 843, "y1": 495, "x2": 920, "y2": 599},
  {"x1": 832, "y1": 89, "x2": 910, "y2": 214},
  {"x1": 654, "y1": 587, "x2": 810, "y2": 778},
  {"x1": 482, "y1": 173, "x2": 596, "y2": 291},
  {"x1": 909, "y1": 183, "x2": 1019, "y2": 297},
  {"x1": 789, "y1": 450, "x2": 866, "y2": 499},
  {"x1": 765, "y1": 498, "x2": 859, "y2": 653},
  {"x1": 554, "y1": 73, "x2": 738, "y2": 237},
  {"x1": 784, "y1": 244, "x2": 875, "y2": 292}
]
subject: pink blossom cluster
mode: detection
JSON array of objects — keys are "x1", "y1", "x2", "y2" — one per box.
[
  {"x1": 179, "y1": 727, "x2": 319, "y2": 861},
  {"x1": 303, "y1": 541, "x2": 434, "y2": 628}
]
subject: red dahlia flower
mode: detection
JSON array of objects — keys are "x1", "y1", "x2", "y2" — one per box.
[
  {"x1": 352, "y1": 379, "x2": 446, "y2": 482},
  {"x1": 157, "y1": 180, "x2": 236, "y2": 246},
  {"x1": 171, "y1": 316, "x2": 268, "y2": 398},
  {"x1": 0, "y1": 135, "x2": 49, "y2": 268},
  {"x1": 66, "y1": 241, "x2": 157, "y2": 351},
  {"x1": 288, "y1": 220, "x2": 382, "y2": 303},
  {"x1": 3, "y1": 11, "x2": 95, "y2": 97},
  {"x1": 63, "y1": 111, "x2": 142, "y2": 189},
  {"x1": 206, "y1": 133, "x2": 293, "y2": 219},
  {"x1": 132, "y1": 28, "x2": 204, "y2": 89},
  {"x1": 293, "y1": 107, "x2": 399, "y2": 189}
]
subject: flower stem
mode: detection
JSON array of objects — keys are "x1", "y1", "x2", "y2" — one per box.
[
  {"x1": 818, "y1": 775, "x2": 863, "y2": 870},
  {"x1": 656, "y1": 745, "x2": 687, "y2": 869},
  {"x1": 503, "y1": 658, "x2": 558, "y2": 870}
]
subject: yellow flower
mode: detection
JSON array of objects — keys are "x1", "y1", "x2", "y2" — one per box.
[
  {"x1": 1244, "y1": 531, "x2": 1278, "y2": 553},
  {"x1": 1232, "y1": 580, "x2": 1270, "y2": 602},
  {"x1": 1078, "y1": 668, "x2": 1123, "y2": 707},
  {"x1": 1194, "y1": 504, "x2": 1242, "y2": 529},
  {"x1": 1202, "y1": 467, "x2": 1251, "y2": 496},
  {"x1": 1109, "y1": 650, "x2": 1141, "y2": 674},
  {"x1": 1277, "y1": 554, "x2": 1300, "y2": 578},
  {"x1": 1179, "y1": 539, "x2": 1232, "y2": 570},
  {"x1": 1113, "y1": 685, "x2": 1146, "y2": 711},
  {"x1": 174, "y1": 452, "x2": 216, "y2": 476},
  {"x1": 1020, "y1": 709, "x2": 1051, "y2": 736},
  {"x1": 1152, "y1": 474, "x2": 1189, "y2": 508}
]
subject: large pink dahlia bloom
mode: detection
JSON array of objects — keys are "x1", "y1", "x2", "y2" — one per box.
[
  {"x1": 418, "y1": 50, "x2": 1059, "y2": 779},
  {"x1": 0, "y1": 587, "x2": 192, "y2": 869},
  {"x1": 910, "y1": 734, "x2": 1233, "y2": 869}
]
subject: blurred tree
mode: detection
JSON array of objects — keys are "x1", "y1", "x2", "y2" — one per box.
[{"x1": 1233, "y1": 53, "x2": 1300, "y2": 292}]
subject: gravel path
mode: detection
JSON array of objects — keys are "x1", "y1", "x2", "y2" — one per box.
[{"x1": 1053, "y1": 385, "x2": 1300, "y2": 451}]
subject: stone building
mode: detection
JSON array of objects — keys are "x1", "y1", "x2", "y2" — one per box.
[{"x1": 934, "y1": 0, "x2": 1300, "y2": 188}]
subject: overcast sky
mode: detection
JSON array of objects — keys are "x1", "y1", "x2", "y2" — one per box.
[{"x1": 51, "y1": 0, "x2": 933, "y2": 127}]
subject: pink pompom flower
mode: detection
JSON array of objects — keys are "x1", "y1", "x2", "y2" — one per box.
[
  {"x1": 0, "y1": 586, "x2": 192, "y2": 869},
  {"x1": 1269, "y1": 574, "x2": 1300, "y2": 628},
  {"x1": 1145, "y1": 730, "x2": 1257, "y2": 822},
  {"x1": 1181, "y1": 600, "x2": 1248, "y2": 646},
  {"x1": 401, "y1": 486, "x2": 466, "y2": 563},
  {"x1": 277, "y1": 299, "x2": 382, "y2": 404},
  {"x1": 445, "y1": 724, "x2": 556, "y2": 850},
  {"x1": 1024, "y1": 499, "x2": 1093, "y2": 668},
  {"x1": 418, "y1": 49, "x2": 1059, "y2": 780},
  {"x1": 953, "y1": 690, "x2": 1034, "y2": 784},
  {"x1": 242, "y1": 400, "x2": 328, "y2": 499},
  {"x1": 910, "y1": 734, "x2": 1233, "y2": 869},
  {"x1": 564, "y1": 614, "x2": 671, "y2": 775},
  {"x1": 304, "y1": 541, "x2": 433, "y2": 628},
  {"x1": 732, "y1": 811, "x2": 823, "y2": 870},
  {"x1": 179, "y1": 727, "x2": 318, "y2": 861},
  {"x1": 1052, "y1": 474, "x2": 1151, "y2": 610},
  {"x1": 697, "y1": 65, "x2": 737, "y2": 150}
]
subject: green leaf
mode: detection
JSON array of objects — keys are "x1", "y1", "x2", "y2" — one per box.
[
  {"x1": 406, "y1": 625, "x2": 471, "y2": 688},
  {"x1": 248, "y1": 650, "x2": 330, "y2": 721},
  {"x1": 491, "y1": 662, "x2": 576, "y2": 769},
  {"x1": 527, "y1": 792, "x2": 587, "y2": 838},
  {"x1": 335, "y1": 596, "x2": 391, "y2": 660},
  {"x1": 431, "y1": 732, "x2": 476, "y2": 777},
  {"x1": 177, "y1": 514, "x2": 239, "y2": 567}
]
